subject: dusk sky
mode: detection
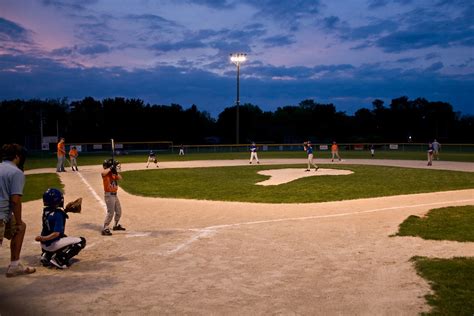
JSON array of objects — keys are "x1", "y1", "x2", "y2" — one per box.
[{"x1": 1, "y1": 0, "x2": 473, "y2": 117}]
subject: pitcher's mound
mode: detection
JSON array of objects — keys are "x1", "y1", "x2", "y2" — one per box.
[{"x1": 256, "y1": 168, "x2": 353, "y2": 186}]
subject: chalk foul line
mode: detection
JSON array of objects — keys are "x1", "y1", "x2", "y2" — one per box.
[
  {"x1": 163, "y1": 198, "x2": 474, "y2": 256},
  {"x1": 76, "y1": 171, "x2": 107, "y2": 212}
]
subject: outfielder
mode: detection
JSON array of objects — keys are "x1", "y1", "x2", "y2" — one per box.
[
  {"x1": 249, "y1": 142, "x2": 259, "y2": 164},
  {"x1": 304, "y1": 141, "x2": 319, "y2": 172},
  {"x1": 432, "y1": 139, "x2": 441, "y2": 160}
]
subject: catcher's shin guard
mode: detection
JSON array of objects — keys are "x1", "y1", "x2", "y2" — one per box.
[
  {"x1": 41, "y1": 250, "x2": 54, "y2": 266},
  {"x1": 55, "y1": 237, "x2": 87, "y2": 265}
]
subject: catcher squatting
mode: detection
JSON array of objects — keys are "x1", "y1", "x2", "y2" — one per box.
[
  {"x1": 35, "y1": 190, "x2": 86, "y2": 269},
  {"x1": 34, "y1": 158, "x2": 126, "y2": 269}
]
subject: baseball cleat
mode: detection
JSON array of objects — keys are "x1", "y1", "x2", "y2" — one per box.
[{"x1": 101, "y1": 228, "x2": 113, "y2": 236}]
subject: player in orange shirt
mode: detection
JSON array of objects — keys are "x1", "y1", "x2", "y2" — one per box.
[
  {"x1": 331, "y1": 141, "x2": 342, "y2": 162},
  {"x1": 56, "y1": 138, "x2": 66, "y2": 172},
  {"x1": 68, "y1": 146, "x2": 79, "y2": 171},
  {"x1": 101, "y1": 159, "x2": 125, "y2": 236}
]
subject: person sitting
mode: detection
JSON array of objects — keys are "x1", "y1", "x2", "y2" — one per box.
[{"x1": 35, "y1": 188, "x2": 86, "y2": 269}]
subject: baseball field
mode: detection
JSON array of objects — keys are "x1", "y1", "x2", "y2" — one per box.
[{"x1": 1, "y1": 157, "x2": 473, "y2": 315}]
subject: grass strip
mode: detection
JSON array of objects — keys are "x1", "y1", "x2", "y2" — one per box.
[
  {"x1": 23, "y1": 173, "x2": 63, "y2": 202},
  {"x1": 120, "y1": 164, "x2": 474, "y2": 203},
  {"x1": 412, "y1": 256, "x2": 474, "y2": 316},
  {"x1": 24, "y1": 150, "x2": 474, "y2": 170},
  {"x1": 396, "y1": 205, "x2": 474, "y2": 242}
]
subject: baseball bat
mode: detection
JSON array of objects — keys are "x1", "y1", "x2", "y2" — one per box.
[{"x1": 111, "y1": 138, "x2": 115, "y2": 163}]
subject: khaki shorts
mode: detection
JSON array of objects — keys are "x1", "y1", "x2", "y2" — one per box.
[{"x1": 0, "y1": 217, "x2": 18, "y2": 246}]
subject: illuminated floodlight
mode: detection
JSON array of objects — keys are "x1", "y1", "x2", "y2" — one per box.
[
  {"x1": 230, "y1": 53, "x2": 247, "y2": 65},
  {"x1": 229, "y1": 53, "x2": 247, "y2": 144}
]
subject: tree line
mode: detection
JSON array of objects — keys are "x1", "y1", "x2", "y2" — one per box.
[{"x1": 1, "y1": 96, "x2": 472, "y2": 149}]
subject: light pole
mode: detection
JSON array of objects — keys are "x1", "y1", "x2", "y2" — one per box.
[{"x1": 230, "y1": 53, "x2": 247, "y2": 144}]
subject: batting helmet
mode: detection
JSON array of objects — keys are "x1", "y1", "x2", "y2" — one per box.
[
  {"x1": 43, "y1": 188, "x2": 64, "y2": 208},
  {"x1": 103, "y1": 159, "x2": 114, "y2": 169}
]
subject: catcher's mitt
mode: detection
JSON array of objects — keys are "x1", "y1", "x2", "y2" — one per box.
[{"x1": 65, "y1": 198, "x2": 82, "y2": 213}]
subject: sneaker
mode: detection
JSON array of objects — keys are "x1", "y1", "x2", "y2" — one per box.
[
  {"x1": 101, "y1": 228, "x2": 113, "y2": 236},
  {"x1": 5, "y1": 262, "x2": 36, "y2": 277},
  {"x1": 315, "y1": 167, "x2": 319, "y2": 171},
  {"x1": 305, "y1": 169, "x2": 310, "y2": 172},
  {"x1": 112, "y1": 224, "x2": 126, "y2": 231},
  {"x1": 49, "y1": 257, "x2": 68, "y2": 269}
]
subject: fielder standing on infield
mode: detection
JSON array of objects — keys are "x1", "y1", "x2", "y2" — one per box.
[
  {"x1": 304, "y1": 141, "x2": 319, "y2": 172},
  {"x1": 331, "y1": 141, "x2": 342, "y2": 162},
  {"x1": 249, "y1": 142, "x2": 260, "y2": 164}
]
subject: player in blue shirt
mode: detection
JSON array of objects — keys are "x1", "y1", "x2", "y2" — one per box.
[
  {"x1": 304, "y1": 141, "x2": 319, "y2": 171},
  {"x1": 35, "y1": 188, "x2": 86, "y2": 269},
  {"x1": 146, "y1": 151, "x2": 158, "y2": 168},
  {"x1": 249, "y1": 142, "x2": 260, "y2": 164}
]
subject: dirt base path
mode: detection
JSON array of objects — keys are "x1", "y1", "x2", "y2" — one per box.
[{"x1": 1, "y1": 159, "x2": 473, "y2": 315}]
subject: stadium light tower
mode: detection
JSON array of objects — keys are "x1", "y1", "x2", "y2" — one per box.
[{"x1": 230, "y1": 53, "x2": 247, "y2": 144}]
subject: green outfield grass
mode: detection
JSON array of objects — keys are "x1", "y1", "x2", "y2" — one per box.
[
  {"x1": 397, "y1": 206, "x2": 474, "y2": 315},
  {"x1": 23, "y1": 150, "x2": 474, "y2": 170},
  {"x1": 120, "y1": 164, "x2": 474, "y2": 203},
  {"x1": 23, "y1": 173, "x2": 63, "y2": 202},
  {"x1": 396, "y1": 205, "x2": 474, "y2": 242}
]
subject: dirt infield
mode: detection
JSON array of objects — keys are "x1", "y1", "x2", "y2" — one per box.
[{"x1": 1, "y1": 159, "x2": 473, "y2": 315}]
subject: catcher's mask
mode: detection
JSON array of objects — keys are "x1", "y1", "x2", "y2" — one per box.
[{"x1": 43, "y1": 188, "x2": 64, "y2": 208}]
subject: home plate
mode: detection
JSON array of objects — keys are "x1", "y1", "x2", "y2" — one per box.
[
  {"x1": 256, "y1": 168, "x2": 353, "y2": 186},
  {"x1": 126, "y1": 231, "x2": 152, "y2": 237}
]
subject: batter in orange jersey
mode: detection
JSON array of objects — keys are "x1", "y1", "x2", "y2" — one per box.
[{"x1": 100, "y1": 159, "x2": 125, "y2": 236}]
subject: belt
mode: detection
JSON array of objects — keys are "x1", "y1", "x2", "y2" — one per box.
[{"x1": 105, "y1": 192, "x2": 117, "y2": 196}]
